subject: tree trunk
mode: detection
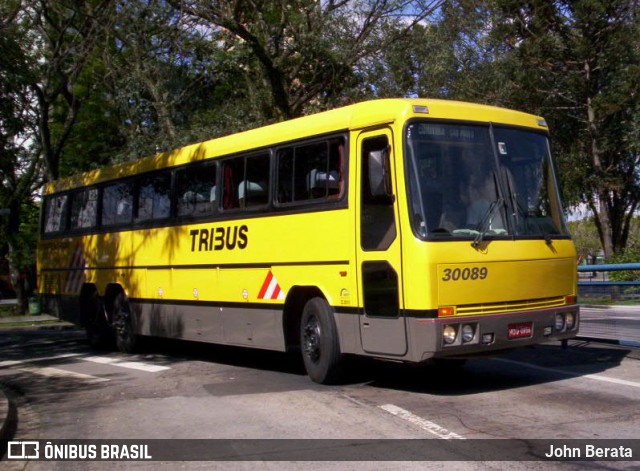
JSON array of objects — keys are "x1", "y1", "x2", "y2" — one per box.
[
  {"x1": 584, "y1": 58, "x2": 615, "y2": 260},
  {"x1": 6, "y1": 245, "x2": 27, "y2": 315}
]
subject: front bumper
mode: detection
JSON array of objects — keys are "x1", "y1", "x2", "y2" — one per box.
[{"x1": 411, "y1": 305, "x2": 579, "y2": 362}]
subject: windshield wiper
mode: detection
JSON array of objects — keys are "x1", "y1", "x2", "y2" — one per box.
[
  {"x1": 472, "y1": 197, "x2": 504, "y2": 248},
  {"x1": 504, "y1": 171, "x2": 552, "y2": 245}
]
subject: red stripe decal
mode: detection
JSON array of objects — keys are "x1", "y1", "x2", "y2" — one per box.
[{"x1": 258, "y1": 271, "x2": 273, "y2": 299}]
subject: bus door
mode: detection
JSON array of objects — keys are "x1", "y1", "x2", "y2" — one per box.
[{"x1": 356, "y1": 129, "x2": 407, "y2": 356}]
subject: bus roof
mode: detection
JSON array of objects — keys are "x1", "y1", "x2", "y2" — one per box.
[{"x1": 45, "y1": 98, "x2": 547, "y2": 194}]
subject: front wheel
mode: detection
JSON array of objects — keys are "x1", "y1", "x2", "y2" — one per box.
[
  {"x1": 300, "y1": 297, "x2": 343, "y2": 384},
  {"x1": 113, "y1": 292, "x2": 137, "y2": 353}
]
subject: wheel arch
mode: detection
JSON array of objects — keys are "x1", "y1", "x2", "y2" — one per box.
[
  {"x1": 103, "y1": 283, "x2": 125, "y2": 323},
  {"x1": 282, "y1": 285, "x2": 328, "y2": 353},
  {"x1": 78, "y1": 283, "x2": 99, "y2": 326}
]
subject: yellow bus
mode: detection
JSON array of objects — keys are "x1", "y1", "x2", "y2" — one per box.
[{"x1": 37, "y1": 98, "x2": 579, "y2": 383}]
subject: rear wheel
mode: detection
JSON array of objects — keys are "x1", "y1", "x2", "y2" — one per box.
[
  {"x1": 113, "y1": 292, "x2": 137, "y2": 353},
  {"x1": 81, "y1": 287, "x2": 112, "y2": 349},
  {"x1": 300, "y1": 297, "x2": 343, "y2": 384}
]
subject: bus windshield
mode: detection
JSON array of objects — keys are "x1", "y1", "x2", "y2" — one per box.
[{"x1": 405, "y1": 121, "x2": 569, "y2": 241}]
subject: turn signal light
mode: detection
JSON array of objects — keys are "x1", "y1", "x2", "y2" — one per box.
[
  {"x1": 438, "y1": 306, "x2": 455, "y2": 317},
  {"x1": 565, "y1": 295, "x2": 577, "y2": 305}
]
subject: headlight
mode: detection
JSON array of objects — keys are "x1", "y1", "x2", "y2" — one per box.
[
  {"x1": 555, "y1": 313, "x2": 565, "y2": 331},
  {"x1": 443, "y1": 325, "x2": 457, "y2": 344},
  {"x1": 461, "y1": 324, "x2": 475, "y2": 343},
  {"x1": 566, "y1": 312, "x2": 576, "y2": 330}
]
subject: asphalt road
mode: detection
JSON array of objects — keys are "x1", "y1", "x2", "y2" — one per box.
[
  {"x1": 1, "y1": 328, "x2": 640, "y2": 469},
  {"x1": 579, "y1": 305, "x2": 640, "y2": 346}
]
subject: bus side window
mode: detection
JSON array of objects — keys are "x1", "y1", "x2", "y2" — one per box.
[
  {"x1": 176, "y1": 164, "x2": 217, "y2": 217},
  {"x1": 70, "y1": 188, "x2": 98, "y2": 230},
  {"x1": 240, "y1": 153, "x2": 269, "y2": 209},
  {"x1": 276, "y1": 136, "x2": 345, "y2": 204},
  {"x1": 276, "y1": 148, "x2": 294, "y2": 203},
  {"x1": 44, "y1": 194, "x2": 69, "y2": 233},
  {"x1": 102, "y1": 182, "x2": 133, "y2": 226},
  {"x1": 299, "y1": 141, "x2": 328, "y2": 200},
  {"x1": 136, "y1": 172, "x2": 171, "y2": 221},
  {"x1": 222, "y1": 159, "x2": 242, "y2": 210}
]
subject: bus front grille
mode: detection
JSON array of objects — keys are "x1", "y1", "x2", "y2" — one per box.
[{"x1": 454, "y1": 296, "x2": 567, "y2": 316}]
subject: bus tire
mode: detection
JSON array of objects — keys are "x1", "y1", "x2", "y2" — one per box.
[
  {"x1": 113, "y1": 292, "x2": 137, "y2": 353},
  {"x1": 81, "y1": 287, "x2": 112, "y2": 349},
  {"x1": 300, "y1": 297, "x2": 343, "y2": 384}
]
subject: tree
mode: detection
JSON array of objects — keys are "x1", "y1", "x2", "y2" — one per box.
[
  {"x1": 19, "y1": 0, "x2": 116, "y2": 181},
  {"x1": 1, "y1": 0, "x2": 115, "y2": 311},
  {"x1": 0, "y1": 0, "x2": 41, "y2": 312},
  {"x1": 171, "y1": 0, "x2": 446, "y2": 120},
  {"x1": 433, "y1": 0, "x2": 640, "y2": 259}
]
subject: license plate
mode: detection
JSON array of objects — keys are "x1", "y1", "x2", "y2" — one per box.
[{"x1": 508, "y1": 322, "x2": 533, "y2": 339}]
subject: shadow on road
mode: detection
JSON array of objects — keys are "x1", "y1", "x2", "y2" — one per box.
[{"x1": 349, "y1": 341, "x2": 634, "y2": 395}]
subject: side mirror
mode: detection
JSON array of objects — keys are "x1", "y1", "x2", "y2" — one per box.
[{"x1": 368, "y1": 147, "x2": 394, "y2": 200}]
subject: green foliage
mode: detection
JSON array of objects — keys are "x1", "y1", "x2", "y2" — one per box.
[
  {"x1": 609, "y1": 248, "x2": 640, "y2": 283},
  {"x1": 567, "y1": 218, "x2": 602, "y2": 262},
  {"x1": 434, "y1": 0, "x2": 640, "y2": 257}
]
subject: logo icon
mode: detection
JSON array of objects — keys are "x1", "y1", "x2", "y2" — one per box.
[{"x1": 8, "y1": 441, "x2": 40, "y2": 460}]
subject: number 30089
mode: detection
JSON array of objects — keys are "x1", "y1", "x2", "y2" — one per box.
[{"x1": 441, "y1": 267, "x2": 488, "y2": 281}]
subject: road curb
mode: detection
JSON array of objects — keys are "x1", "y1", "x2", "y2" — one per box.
[
  {"x1": 0, "y1": 314, "x2": 78, "y2": 332},
  {"x1": 0, "y1": 323, "x2": 78, "y2": 332},
  {"x1": 0, "y1": 386, "x2": 7, "y2": 439}
]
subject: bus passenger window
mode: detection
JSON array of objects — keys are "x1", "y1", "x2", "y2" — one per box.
[
  {"x1": 222, "y1": 153, "x2": 270, "y2": 210},
  {"x1": 137, "y1": 173, "x2": 171, "y2": 221},
  {"x1": 297, "y1": 141, "x2": 329, "y2": 200},
  {"x1": 102, "y1": 182, "x2": 133, "y2": 226},
  {"x1": 176, "y1": 164, "x2": 217, "y2": 217},
  {"x1": 276, "y1": 136, "x2": 345, "y2": 204},
  {"x1": 276, "y1": 148, "x2": 294, "y2": 203},
  {"x1": 221, "y1": 159, "x2": 243, "y2": 210},
  {"x1": 44, "y1": 194, "x2": 69, "y2": 233},
  {"x1": 70, "y1": 188, "x2": 98, "y2": 230},
  {"x1": 240, "y1": 153, "x2": 269, "y2": 209}
]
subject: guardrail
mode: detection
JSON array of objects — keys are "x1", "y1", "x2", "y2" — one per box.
[{"x1": 578, "y1": 263, "x2": 640, "y2": 289}]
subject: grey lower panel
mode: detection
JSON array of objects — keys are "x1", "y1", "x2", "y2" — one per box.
[
  {"x1": 132, "y1": 301, "x2": 286, "y2": 352},
  {"x1": 334, "y1": 311, "x2": 361, "y2": 356},
  {"x1": 408, "y1": 306, "x2": 580, "y2": 362},
  {"x1": 338, "y1": 306, "x2": 580, "y2": 363}
]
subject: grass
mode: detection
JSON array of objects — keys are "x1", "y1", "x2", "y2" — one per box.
[
  {"x1": 0, "y1": 303, "x2": 20, "y2": 317},
  {"x1": 580, "y1": 297, "x2": 640, "y2": 306},
  {"x1": 0, "y1": 320, "x2": 60, "y2": 328}
]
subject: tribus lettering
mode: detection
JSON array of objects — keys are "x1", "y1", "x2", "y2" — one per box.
[{"x1": 189, "y1": 225, "x2": 248, "y2": 252}]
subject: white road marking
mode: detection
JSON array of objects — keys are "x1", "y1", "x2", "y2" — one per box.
[
  {"x1": 380, "y1": 404, "x2": 465, "y2": 440},
  {"x1": 0, "y1": 352, "x2": 169, "y2": 373},
  {"x1": 495, "y1": 358, "x2": 640, "y2": 389},
  {"x1": 83, "y1": 356, "x2": 170, "y2": 372},
  {"x1": 13, "y1": 365, "x2": 109, "y2": 383},
  {"x1": 0, "y1": 353, "x2": 83, "y2": 368}
]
